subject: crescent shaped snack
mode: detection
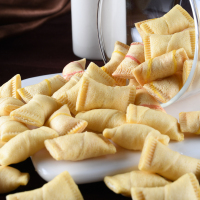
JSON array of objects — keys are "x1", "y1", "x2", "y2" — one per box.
[
  {"x1": 133, "y1": 48, "x2": 188, "y2": 85},
  {"x1": 62, "y1": 58, "x2": 86, "y2": 81},
  {"x1": 0, "y1": 74, "x2": 21, "y2": 100},
  {"x1": 131, "y1": 173, "x2": 200, "y2": 200},
  {"x1": 104, "y1": 170, "x2": 171, "y2": 197},
  {"x1": 76, "y1": 76, "x2": 136, "y2": 112},
  {"x1": 10, "y1": 94, "x2": 61, "y2": 127},
  {"x1": 179, "y1": 111, "x2": 200, "y2": 134},
  {"x1": 126, "y1": 104, "x2": 184, "y2": 141},
  {"x1": 103, "y1": 124, "x2": 169, "y2": 150},
  {"x1": 143, "y1": 28, "x2": 195, "y2": 60},
  {"x1": 45, "y1": 105, "x2": 88, "y2": 136},
  {"x1": 139, "y1": 136, "x2": 200, "y2": 181},
  {"x1": 101, "y1": 41, "x2": 129, "y2": 86},
  {"x1": 0, "y1": 126, "x2": 58, "y2": 166},
  {"x1": 0, "y1": 97, "x2": 24, "y2": 116},
  {"x1": 17, "y1": 75, "x2": 67, "y2": 103},
  {"x1": 76, "y1": 109, "x2": 126, "y2": 133},
  {"x1": 45, "y1": 131, "x2": 116, "y2": 161},
  {"x1": 112, "y1": 42, "x2": 145, "y2": 79},
  {"x1": 143, "y1": 72, "x2": 183, "y2": 103},
  {"x1": 0, "y1": 166, "x2": 29, "y2": 194},
  {"x1": 7, "y1": 171, "x2": 84, "y2": 200}
]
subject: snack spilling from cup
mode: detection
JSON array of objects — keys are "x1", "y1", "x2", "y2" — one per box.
[{"x1": 0, "y1": 4, "x2": 199, "y2": 200}]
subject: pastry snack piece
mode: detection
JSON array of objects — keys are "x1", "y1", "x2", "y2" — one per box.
[
  {"x1": 135, "y1": 88, "x2": 165, "y2": 112},
  {"x1": 0, "y1": 97, "x2": 24, "y2": 116},
  {"x1": 112, "y1": 42, "x2": 145, "y2": 79},
  {"x1": 143, "y1": 72, "x2": 183, "y2": 103},
  {"x1": 103, "y1": 124, "x2": 169, "y2": 150},
  {"x1": 76, "y1": 76, "x2": 136, "y2": 112},
  {"x1": 7, "y1": 171, "x2": 84, "y2": 200},
  {"x1": 104, "y1": 170, "x2": 171, "y2": 197},
  {"x1": 139, "y1": 136, "x2": 200, "y2": 181},
  {"x1": 137, "y1": 5, "x2": 194, "y2": 36},
  {"x1": 0, "y1": 140, "x2": 5, "y2": 148},
  {"x1": 17, "y1": 75, "x2": 67, "y2": 103},
  {"x1": 0, "y1": 166, "x2": 29, "y2": 194},
  {"x1": 45, "y1": 105, "x2": 88, "y2": 136},
  {"x1": 0, "y1": 116, "x2": 29, "y2": 142},
  {"x1": 179, "y1": 111, "x2": 200, "y2": 134},
  {"x1": 101, "y1": 41, "x2": 129, "y2": 86},
  {"x1": 126, "y1": 104, "x2": 184, "y2": 141},
  {"x1": 133, "y1": 48, "x2": 188, "y2": 85},
  {"x1": 0, "y1": 126, "x2": 58, "y2": 166},
  {"x1": 128, "y1": 78, "x2": 140, "y2": 87},
  {"x1": 131, "y1": 173, "x2": 200, "y2": 200},
  {"x1": 45, "y1": 131, "x2": 116, "y2": 161},
  {"x1": 62, "y1": 58, "x2": 86, "y2": 81},
  {"x1": 10, "y1": 94, "x2": 61, "y2": 127},
  {"x1": 0, "y1": 74, "x2": 21, "y2": 100},
  {"x1": 76, "y1": 109, "x2": 126, "y2": 133},
  {"x1": 144, "y1": 28, "x2": 195, "y2": 60}
]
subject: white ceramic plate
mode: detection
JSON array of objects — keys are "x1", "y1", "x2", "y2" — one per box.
[{"x1": 22, "y1": 74, "x2": 200, "y2": 184}]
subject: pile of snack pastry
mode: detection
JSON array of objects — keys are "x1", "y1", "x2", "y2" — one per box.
[{"x1": 0, "y1": 4, "x2": 200, "y2": 200}]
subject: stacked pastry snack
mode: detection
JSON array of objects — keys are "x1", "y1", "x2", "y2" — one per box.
[{"x1": 0, "y1": 4, "x2": 200, "y2": 200}]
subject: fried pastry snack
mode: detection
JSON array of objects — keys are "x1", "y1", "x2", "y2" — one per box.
[
  {"x1": 143, "y1": 28, "x2": 195, "y2": 60},
  {"x1": 10, "y1": 94, "x2": 61, "y2": 127},
  {"x1": 0, "y1": 74, "x2": 21, "y2": 100},
  {"x1": 0, "y1": 116, "x2": 29, "y2": 142},
  {"x1": 126, "y1": 104, "x2": 184, "y2": 141},
  {"x1": 76, "y1": 76, "x2": 136, "y2": 112},
  {"x1": 112, "y1": 42, "x2": 145, "y2": 79},
  {"x1": 0, "y1": 166, "x2": 29, "y2": 194},
  {"x1": 133, "y1": 48, "x2": 188, "y2": 85},
  {"x1": 62, "y1": 58, "x2": 86, "y2": 81},
  {"x1": 45, "y1": 131, "x2": 116, "y2": 161},
  {"x1": 18, "y1": 75, "x2": 67, "y2": 103},
  {"x1": 0, "y1": 140, "x2": 5, "y2": 148},
  {"x1": 143, "y1": 72, "x2": 183, "y2": 103},
  {"x1": 76, "y1": 109, "x2": 126, "y2": 133},
  {"x1": 104, "y1": 170, "x2": 171, "y2": 197},
  {"x1": 45, "y1": 105, "x2": 87, "y2": 136},
  {"x1": 128, "y1": 78, "x2": 140, "y2": 87},
  {"x1": 0, "y1": 97, "x2": 24, "y2": 116},
  {"x1": 103, "y1": 124, "x2": 169, "y2": 150},
  {"x1": 7, "y1": 171, "x2": 84, "y2": 200},
  {"x1": 179, "y1": 111, "x2": 200, "y2": 134},
  {"x1": 0, "y1": 126, "x2": 58, "y2": 166},
  {"x1": 139, "y1": 136, "x2": 200, "y2": 181},
  {"x1": 131, "y1": 173, "x2": 200, "y2": 200},
  {"x1": 101, "y1": 41, "x2": 129, "y2": 86}
]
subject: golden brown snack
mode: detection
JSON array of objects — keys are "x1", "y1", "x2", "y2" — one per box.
[
  {"x1": 76, "y1": 109, "x2": 126, "y2": 133},
  {"x1": 139, "y1": 136, "x2": 200, "y2": 181},
  {"x1": 45, "y1": 131, "x2": 116, "y2": 161},
  {"x1": 126, "y1": 104, "x2": 184, "y2": 141},
  {"x1": 131, "y1": 173, "x2": 200, "y2": 200},
  {"x1": 179, "y1": 111, "x2": 200, "y2": 134},
  {"x1": 144, "y1": 28, "x2": 195, "y2": 60},
  {"x1": 0, "y1": 116, "x2": 29, "y2": 142},
  {"x1": 128, "y1": 78, "x2": 140, "y2": 87},
  {"x1": 103, "y1": 124, "x2": 169, "y2": 150},
  {"x1": 10, "y1": 94, "x2": 61, "y2": 127},
  {"x1": 7, "y1": 171, "x2": 84, "y2": 200},
  {"x1": 62, "y1": 58, "x2": 86, "y2": 81},
  {"x1": 0, "y1": 74, "x2": 21, "y2": 100},
  {"x1": 112, "y1": 42, "x2": 145, "y2": 79},
  {"x1": 18, "y1": 75, "x2": 67, "y2": 103},
  {"x1": 45, "y1": 104, "x2": 87, "y2": 136},
  {"x1": 133, "y1": 48, "x2": 188, "y2": 85},
  {"x1": 104, "y1": 170, "x2": 171, "y2": 197},
  {"x1": 76, "y1": 76, "x2": 136, "y2": 112},
  {"x1": 0, "y1": 126, "x2": 58, "y2": 166},
  {"x1": 0, "y1": 97, "x2": 24, "y2": 116},
  {"x1": 0, "y1": 166, "x2": 29, "y2": 194},
  {"x1": 143, "y1": 72, "x2": 183, "y2": 103}
]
